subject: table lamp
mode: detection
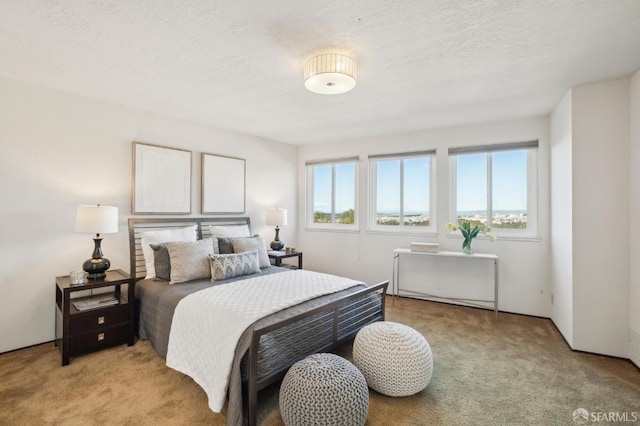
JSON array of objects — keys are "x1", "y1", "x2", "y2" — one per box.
[
  {"x1": 266, "y1": 207, "x2": 287, "y2": 251},
  {"x1": 75, "y1": 204, "x2": 118, "y2": 279}
]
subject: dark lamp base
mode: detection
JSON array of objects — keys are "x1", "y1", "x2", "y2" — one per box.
[
  {"x1": 271, "y1": 226, "x2": 284, "y2": 251},
  {"x1": 270, "y1": 240, "x2": 284, "y2": 251},
  {"x1": 83, "y1": 257, "x2": 111, "y2": 280}
]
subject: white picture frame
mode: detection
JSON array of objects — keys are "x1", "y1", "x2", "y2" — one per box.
[
  {"x1": 201, "y1": 153, "x2": 246, "y2": 214},
  {"x1": 132, "y1": 142, "x2": 192, "y2": 214}
]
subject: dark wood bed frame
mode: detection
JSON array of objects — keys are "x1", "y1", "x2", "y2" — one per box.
[{"x1": 128, "y1": 217, "x2": 388, "y2": 426}]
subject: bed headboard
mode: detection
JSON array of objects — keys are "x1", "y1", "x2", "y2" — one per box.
[{"x1": 128, "y1": 216, "x2": 252, "y2": 280}]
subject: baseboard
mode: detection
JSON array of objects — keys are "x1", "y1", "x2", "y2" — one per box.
[
  {"x1": 0, "y1": 340, "x2": 54, "y2": 356},
  {"x1": 395, "y1": 297, "x2": 637, "y2": 368},
  {"x1": 548, "y1": 319, "x2": 640, "y2": 371},
  {"x1": 388, "y1": 294, "x2": 550, "y2": 320}
]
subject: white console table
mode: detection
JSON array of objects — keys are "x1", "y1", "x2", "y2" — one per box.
[{"x1": 392, "y1": 248, "x2": 499, "y2": 317}]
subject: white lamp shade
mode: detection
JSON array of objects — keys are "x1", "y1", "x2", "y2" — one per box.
[
  {"x1": 266, "y1": 208, "x2": 288, "y2": 227},
  {"x1": 75, "y1": 205, "x2": 119, "y2": 234}
]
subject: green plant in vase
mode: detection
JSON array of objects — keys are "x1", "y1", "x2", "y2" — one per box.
[{"x1": 446, "y1": 221, "x2": 495, "y2": 255}]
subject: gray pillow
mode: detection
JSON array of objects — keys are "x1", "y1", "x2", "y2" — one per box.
[
  {"x1": 217, "y1": 237, "x2": 235, "y2": 254},
  {"x1": 231, "y1": 236, "x2": 270, "y2": 268},
  {"x1": 166, "y1": 238, "x2": 215, "y2": 284},
  {"x1": 150, "y1": 243, "x2": 170, "y2": 281},
  {"x1": 209, "y1": 224, "x2": 251, "y2": 254},
  {"x1": 209, "y1": 250, "x2": 261, "y2": 281},
  {"x1": 140, "y1": 225, "x2": 197, "y2": 279}
]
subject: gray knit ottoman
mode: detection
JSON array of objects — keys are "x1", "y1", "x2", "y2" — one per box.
[
  {"x1": 279, "y1": 353, "x2": 369, "y2": 426},
  {"x1": 353, "y1": 321, "x2": 433, "y2": 397}
]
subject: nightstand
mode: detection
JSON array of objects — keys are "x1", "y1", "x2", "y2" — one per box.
[
  {"x1": 268, "y1": 251, "x2": 303, "y2": 270},
  {"x1": 55, "y1": 269, "x2": 135, "y2": 366}
]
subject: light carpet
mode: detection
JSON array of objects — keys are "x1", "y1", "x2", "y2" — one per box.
[{"x1": 1, "y1": 296, "x2": 638, "y2": 425}]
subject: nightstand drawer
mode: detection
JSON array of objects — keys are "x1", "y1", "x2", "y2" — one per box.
[
  {"x1": 70, "y1": 304, "x2": 128, "y2": 334},
  {"x1": 70, "y1": 324, "x2": 128, "y2": 355}
]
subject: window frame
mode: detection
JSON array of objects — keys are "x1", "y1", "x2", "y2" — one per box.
[
  {"x1": 368, "y1": 151, "x2": 436, "y2": 234},
  {"x1": 305, "y1": 157, "x2": 359, "y2": 231},
  {"x1": 448, "y1": 141, "x2": 538, "y2": 239}
]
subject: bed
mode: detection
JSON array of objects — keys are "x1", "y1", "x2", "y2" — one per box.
[{"x1": 128, "y1": 217, "x2": 388, "y2": 426}]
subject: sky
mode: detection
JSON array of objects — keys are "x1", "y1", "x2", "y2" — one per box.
[
  {"x1": 313, "y1": 164, "x2": 355, "y2": 213},
  {"x1": 457, "y1": 150, "x2": 527, "y2": 212},
  {"x1": 313, "y1": 150, "x2": 528, "y2": 215},
  {"x1": 376, "y1": 157, "x2": 429, "y2": 214}
]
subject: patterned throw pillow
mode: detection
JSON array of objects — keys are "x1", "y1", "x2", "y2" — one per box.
[
  {"x1": 209, "y1": 250, "x2": 261, "y2": 281},
  {"x1": 166, "y1": 238, "x2": 215, "y2": 284}
]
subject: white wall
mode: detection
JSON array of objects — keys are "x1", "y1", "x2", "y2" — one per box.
[
  {"x1": 549, "y1": 90, "x2": 573, "y2": 346},
  {"x1": 2, "y1": 71, "x2": 635, "y2": 361},
  {"x1": 0, "y1": 77, "x2": 298, "y2": 353},
  {"x1": 298, "y1": 117, "x2": 551, "y2": 317},
  {"x1": 571, "y1": 79, "x2": 630, "y2": 357},
  {"x1": 629, "y1": 69, "x2": 640, "y2": 367}
]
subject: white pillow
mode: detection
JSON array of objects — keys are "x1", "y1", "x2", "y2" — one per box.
[
  {"x1": 166, "y1": 239, "x2": 215, "y2": 284},
  {"x1": 231, "y1": 236, "x2": 270, "y2": 268},
  {"x1": 208, "y1": 224, "x2": 250, "y2": 238},
  {"x1": 140, "y1": 225, "x2": 197, "y2": 279}
]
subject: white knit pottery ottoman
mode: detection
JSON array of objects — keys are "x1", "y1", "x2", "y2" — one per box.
[
  {"x1": 279, "y1": 353, "x2": 369, "y2": 426},
  {"x1": 353, "y1": 321, "x2": 433, "y2": 397}
]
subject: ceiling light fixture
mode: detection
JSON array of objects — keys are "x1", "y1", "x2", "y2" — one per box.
[{"x1": 304, "y1": 53, "x2": 357, "y2": 95}]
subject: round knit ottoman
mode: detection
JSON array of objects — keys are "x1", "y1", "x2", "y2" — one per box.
[
  {"x1": 353, "y1": 321, "x2": 433, "y2": 397},
  {"x1": 279, "y1": 353, "x2": 369, "y2": 426}
]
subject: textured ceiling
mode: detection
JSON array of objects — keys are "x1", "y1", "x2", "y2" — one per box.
[{"x1": 1, "y1": 0, "x2": 639, "y2": 145}]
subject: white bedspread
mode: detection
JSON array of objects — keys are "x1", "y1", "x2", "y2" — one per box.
[{"x1": 165, "y1": 269, "x2": 363, "y2": 412}]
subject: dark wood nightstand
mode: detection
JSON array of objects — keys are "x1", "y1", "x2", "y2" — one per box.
[
  {"x1": 55, "y1": 269, "x2": 135, "y2": 366},
  {"x1": 268, "y1": 251, "x2": 303, "y2": 270}
]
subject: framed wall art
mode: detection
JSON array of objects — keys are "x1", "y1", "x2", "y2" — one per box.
[
  {"x1": 201, "y1": 153, "x2": 246, "y2": 214},
  {"x1": 132, "y1": 142, "x2": 192, "y2": 214}
]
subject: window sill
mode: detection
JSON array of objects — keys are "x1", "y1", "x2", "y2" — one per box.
[
  {"x1": 304, "y1": 227, "x2": 360, "y2": 234},
  {"x1": 367, "y1": 229, "x2": 438, "y2": 237},
  {"x1": 446, "y1": 234, "x2": 541, "y2": 242}
]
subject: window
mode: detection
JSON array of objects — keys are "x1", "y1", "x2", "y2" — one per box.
[
  {"x1": 449, "y1": 141, "x2": 538, "y2": 237},
  {"x1": 369, "y1": 151, "x2": 435, "y2": 233},
  {"x1": 306, "y1": 158, "x2": 358, "y2": 230}
]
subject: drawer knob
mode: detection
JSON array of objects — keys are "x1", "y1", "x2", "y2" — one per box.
[
  {"x1": 97, "y1": 333, "x2": 105, "y2": 341},
  {"x1": 97, "y1": 316, "x2": 105, "y2": 325}
]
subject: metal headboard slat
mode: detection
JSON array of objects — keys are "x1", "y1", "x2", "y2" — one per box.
[{"x1": 128, "y1": 217, "x2": 252, "y2": 280}]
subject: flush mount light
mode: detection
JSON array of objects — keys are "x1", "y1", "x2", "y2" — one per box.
[{"x1": 304, "y1": 53, "x2": 357, "y2": 95}]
